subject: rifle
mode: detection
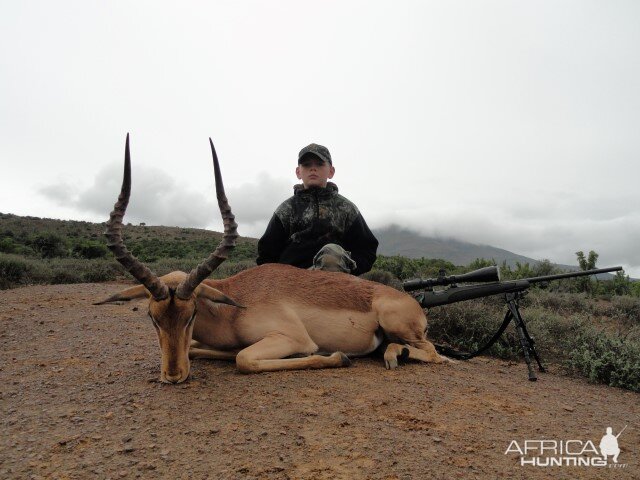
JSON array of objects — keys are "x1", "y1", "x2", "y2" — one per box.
[{"x1": 402, "y1": 265, "x2": 623, "y2": 381}]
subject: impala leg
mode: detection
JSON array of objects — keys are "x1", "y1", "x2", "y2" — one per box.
[
  {"x1": 189, "y1": 347, "x2": 237, "y2": 361},
  {"x1": 385, "y1": 340, "x2": 456, "y2": 368},
  {"x1": 235, "y1": 333, "x2": 351, "y2": 374},
  {"x1": 383, "y1": 343, "x2": 409, "y2": 369},
  {"x1": 409, "y1": 339, "x2": 456, "y2": 364},
  {"x1": 383, "y1": 342, "x2": 454, "y2": 369},
  {"x1": 379, "y1": 302, "x2": 453, "y2": 365}
]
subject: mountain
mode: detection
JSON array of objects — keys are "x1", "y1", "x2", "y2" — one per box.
[{"x1": 373, "y1": 225, "x2": 543, "y2": 268}]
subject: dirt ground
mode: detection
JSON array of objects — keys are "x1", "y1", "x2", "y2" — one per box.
[{"x1": 1, "y1": 282, "x2": 638, "y2": 480}]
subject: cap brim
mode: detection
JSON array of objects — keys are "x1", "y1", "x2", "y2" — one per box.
[{"x1": 298, "y1": 152, "x2": 332, "y2": 165}]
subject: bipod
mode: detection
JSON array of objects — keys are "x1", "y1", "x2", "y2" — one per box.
[
  {"x1": 504, "y1": 291, "x2": 546, "y2": 381},
  {"x1": 432, "y1": 288, "x2": 547, "y2": 381}
]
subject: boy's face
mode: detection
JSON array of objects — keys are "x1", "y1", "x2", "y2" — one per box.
[{"x1": 296, "y1": 156, "x2": 335, "y2": 189}]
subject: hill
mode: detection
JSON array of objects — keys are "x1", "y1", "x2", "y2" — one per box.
[
  {"x1": 1, "y1": 213, "x2": 549, "y2": 268},
  {"x1": 0, "y1": 212, "x2": 628, "y2": 275},
  {"x1": 373, "y1": 224, "x2": 542, "y2": 268},
  {"x1": 0, "y1": 212, "x2": 258, "y2": 263}
]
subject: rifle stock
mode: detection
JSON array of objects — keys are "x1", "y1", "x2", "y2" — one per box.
[{"x1": 417, "y1": 280, "x2": 531, "y2": 308}]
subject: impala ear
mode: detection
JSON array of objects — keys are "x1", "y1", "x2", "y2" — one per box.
[
  {"x1": 94, "y1": 285, "x2": 150, "y2": 305},
  {"x1": 195, "y1": 284, "x2": 245, "y2": 308}
]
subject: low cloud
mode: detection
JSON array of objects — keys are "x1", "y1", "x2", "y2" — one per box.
[
  {"x1": 39, "y1": 163, "x2": 215, "y2": 227},
  {"x1": 38, "y1": 164, "x2": 292, "y2": 236},
  {"x1": 224, "y1": 175, "x2": 292, "y2": 234},
  {"x1": 371, "y1": 206, "x2": 640, "y2": 276}
]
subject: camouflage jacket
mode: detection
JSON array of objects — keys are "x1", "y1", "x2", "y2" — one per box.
[{"x1": 256, "y1": 182, "x2": 378, "y2": 275}]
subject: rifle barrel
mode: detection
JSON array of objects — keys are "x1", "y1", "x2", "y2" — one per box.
[{"x1": 524, "y1": 266, "x2": 622, "y2": 284}]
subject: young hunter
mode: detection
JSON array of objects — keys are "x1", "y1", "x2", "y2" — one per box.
[{"x1": 256, "y1": 143, "x2": 378, "y2": 275}]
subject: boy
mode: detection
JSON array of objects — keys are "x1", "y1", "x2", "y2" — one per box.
[{"x1": 257, "y1": 143, "x2": 378, "y2": 275}]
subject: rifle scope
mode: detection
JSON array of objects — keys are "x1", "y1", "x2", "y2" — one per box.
[{"x1": 402, "y1": 266, "x2": 500, "y2": 292}]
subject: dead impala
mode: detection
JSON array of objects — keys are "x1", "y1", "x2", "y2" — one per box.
[{"x1": 96, "y1": 135, "x2": 453, "y2": 383}]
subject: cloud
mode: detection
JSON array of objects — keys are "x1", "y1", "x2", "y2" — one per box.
[
  {"x1": 39, "y1": 163, "x2": 215, "y2": 227},
  {"x1": 38, "y1": 164, "x2": 292, "y2": 234},
  {"x1": 370, "y1": 205, "x2": 640, "y2": 276},
  {"x1": 226, "y1": 175, "x2": 292, "y2": 224},
  {"x1": 38, "y1": 182, "x2": 77, "y2": 204}
]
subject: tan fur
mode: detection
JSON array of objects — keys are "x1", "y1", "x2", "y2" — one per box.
[
  {"x1": 205, "y1": 264, "x2": 374, "y2": 313},
  {"x1": 99, "y1": 264, "x2": 453, "y2": 382}
]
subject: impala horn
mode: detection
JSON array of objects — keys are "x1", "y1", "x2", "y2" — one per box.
[
  {"x1": 176, "y1": 139, "x2": 238, "y2": 299},
  {"x1": 104, "y1": 134, "x2": 169, "y2": 300}
]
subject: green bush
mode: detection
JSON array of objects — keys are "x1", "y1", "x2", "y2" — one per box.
[
  {"x1": 427, "y1": 296, "x2": 515, "y2": 359},
  {"x1": 81, "y1": 261, "x2": 123, "y2": 283},
  {"x1": 51, "y1": 269, "x2": 83, "y2": 284},
  {"x1": 426, "y1": 289, "x2": 640, "y2": 392},
  {"x1": 0, "y1": 254, "x2": 125, "y2": 289},
  {"x1": 0, "y1": 255, "x2": 31, "y2": 288},
  {"x1": 373, "y1": 255, "x2": 459, "y2": 280},
  {"x1": 611, "y1": 296, "x2": 640, "y2": 325},
  {"x1": 72, "y1": 240, "x2": 109, "y2": 259},
  {"x1": 31, "y1": 232, "x2": 68, "y2": 258},
  {"x1": 145, "y1": 258, "x2": 201, "y2": 276},
  {"x1": 529, "y1": 290, "x2": 590, "y2": 314},
  {"x1": 567, "y1": 325, "x2": 640, "y2": 392},
  {"x1": 214, "y1": 260, "x2": 257, "y2": 278},
  {"x1": 0, "y1": 236, "x2": 32, "y2": 255}
]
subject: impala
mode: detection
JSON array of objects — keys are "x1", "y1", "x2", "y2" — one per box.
[{"x1": 96, "y1": 135, "x2": 452, "y2": 383}]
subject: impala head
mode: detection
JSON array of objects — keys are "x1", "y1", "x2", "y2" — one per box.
[{"x1": 95, "y1": 134, "x2": 241, "y2": 384}]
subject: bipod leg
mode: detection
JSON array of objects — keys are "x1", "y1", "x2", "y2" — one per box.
[{"x1": 505, "y1": 292, "x2": 546, "y2": 381}]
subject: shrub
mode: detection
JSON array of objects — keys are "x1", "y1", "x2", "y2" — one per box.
[
  {"x1": 72, "y1": 240, "x2": 109, "y2": 259},
  {"x1": 0, "y1": 237, "x2": 28, "y2": 255},
  {"x1": 0, "y1": 254, "x2": 52, "y2": 288},
  {"x1": 51, "y1": 269, "x2": 83, "y2": 284},
  {"x1": 359, "y1": 269, "x2": 404, "y2": 291},
  {"x1": 426, "y1": 296, "x2": 515, "y2": 359},
  {"x1": 82, "y1": 261, "x2": 123, "y2": 283},
  {"x1": 567, "y1": 325, "x2": 640, "y2": 392},
  {"x1": 529, "y1": 290, "x2": 589, "y2": 314},
  {"x1": 147, "y1": 258, "x2": 201, "y2": 276},
  {"x1": 426, "y1": 289, "x2": 640, "y2": 392},
  {"x1": 611, "y1": 296, "x2": 640, "y2": 325},
  {"x1": 31, "y1": 232, "x2": 68, "y2": 258},
  {"x1": 0, "y1": 255, "x2": 127, "y2": 289},
  {"x1": 0, "y1": 255, "x2": 31, "y2": 288},
  {"x1": 214, "y1": 260, "x2": 257, "y2": 278},
  {"x1": 373, "y1": 255, "x2": 459, "y2": 280}
]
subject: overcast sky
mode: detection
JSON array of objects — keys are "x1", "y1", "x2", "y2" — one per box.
[{"x1": 1, "y1": 1, "x2": 639, "y2": 276}]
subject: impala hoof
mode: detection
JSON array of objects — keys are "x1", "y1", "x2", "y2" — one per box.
[{"x1": 334, "y1": 352, "x2": 351, "y2": 367}]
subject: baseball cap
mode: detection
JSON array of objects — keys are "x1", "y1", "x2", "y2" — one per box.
[{"x1": 298, "y1": 143, "x2": 332, "y2": 165}]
